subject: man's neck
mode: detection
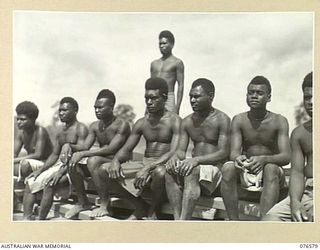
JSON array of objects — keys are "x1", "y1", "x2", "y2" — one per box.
[
  {"x1": 23, "y1": 124, "x2": 37, "y2": 134},
  {"x1": 148, "y1": 109, "x2": 165, "y2": 120},
  {"x1": 194, "y1": 107, "x2": 214, "y2": 118},
  {"x1": 64, "y1": 118, "x2": 77, "y2": 129},
  {"x1": 100, "y1": 115, "x2": 115, "y2": 129},
  {"x1": 161, "y1": 52, "x2": 172, "y2": 60},
  {"x1": 249, "y1": 108, "x2": 268, "y2": 120}
]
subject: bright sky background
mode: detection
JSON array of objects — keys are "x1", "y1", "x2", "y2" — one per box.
[{"x1": 13, "y1": 12, "x2": 313, "y2": 132}]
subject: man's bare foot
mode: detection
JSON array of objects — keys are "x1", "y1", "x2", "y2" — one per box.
[
  {"x1": 126, "y1": 203, "x2": 149, "y2": 220},
  {"x1": 65, "y1": 204, "x2": 92, "y2": 219},
  {"x1": 90, "y1": 206, "x2": 112, "y2": 217},
  {"x1": 142, "y1": 212, "x2": 157, "y2": 220}
]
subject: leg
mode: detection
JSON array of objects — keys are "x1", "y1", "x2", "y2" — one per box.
[
  {"x1": 220, "y1": 161, "x2": 240, "y2": 220},
  {"x1": 147, "y1": 165, "x2": 166, "y2": 219},
  {"x1": 88, "y1": 157, "x2": 111, "y2": 217},
  {"x1": 261, "y1": 196, "x2": 292, "y2": 221},
  {"x1": 260, "y1": 164, "x2": 281, "y2": 217},
  {"x1": 22, "y1": 183, "x2": 37, "y2": 220},
  {"x1": 19, "y1": 159, "x2": 33, "y2": 180},
  {"x1": 100, "y1": 165, "x2": 148, "y2": 220},
  {"x1": 180, "y1": 166, "x2": 201, "y2": 220},
  {"x1": 165, "y1": 172, "x2": 182, "y2": 220},
  {"x1": 90, "y1": 160, "x2": 114, "y2": 217},
  {"x1": 38, "y1": 175, "x2": 69, "y2": 220}
]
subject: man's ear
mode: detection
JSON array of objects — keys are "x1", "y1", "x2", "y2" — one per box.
[
  {"x1": 209, "y1": 91, "x2": 215, "y2": 101},
  {"x1": 267, "y1": 94, "x2": 271, "y2": 103}
]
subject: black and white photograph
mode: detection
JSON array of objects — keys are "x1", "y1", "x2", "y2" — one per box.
[{"x1": 12, "y1": 10, "x2": 313, "y2": 224}]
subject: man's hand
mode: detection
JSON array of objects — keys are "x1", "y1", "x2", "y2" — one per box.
[
  {"x1": 60, "y1": 143, "x2": 72, "y2": 164},
  {"x1": 107, "y1": 160, "x2": 124, "y2": 179},
  {"x1": 166, "y1": 155, "x2": 179, "y2": 175},
  {"x1": 134, "y1": 167, "x2": 151, "y2": 189},
  {"x1": 25, "y1": 169, "x2": 42, "y2": 183},
  {"x1": 45, "y1": 169, "x2": 65, "y2": 187},
  {"x1": 68, "y1": 152, "x2": 84, "y2": 171},
  {"x1": 178, "y1": 158, "x2": 199, "y2": 176},
  {"x1": 246, "y1": 156, "x2": 266, "y2": 174},
  {"x1": 291, "y1": 200, "x2": 309, "y2": 222},
  {"x1": 234, "y1": 155, "x2": 247, "y2": 170}
]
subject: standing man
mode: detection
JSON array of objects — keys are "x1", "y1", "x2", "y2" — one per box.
[
  {"x1": 99, "y1": 77, "x2": 181, "y2": 219},
  {"x1": 221, "y1": 76, "x2": 291, "y2": 220},
  {"x1": 23, "y1": 97, "x2": 88, "y2": 220},
  {"x1": 65, "y1": 89, "x2": 131, "y2": 218},
  {"x1": 151, "y1": 30, "x2": 184, "y2": 114},
  {"x1": 165, "y1": 78, "x2": 230, "y2": 220},
  {"x1": 14, "y1": 101, "x2": 53, "y2": 182},
  {"x1": 262, "y1": 72, "x2": 313, "y2": 222}
]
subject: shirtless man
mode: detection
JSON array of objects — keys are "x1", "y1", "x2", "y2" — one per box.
[
  {"x1": 150, "y1": 30, "x2": 184, "y2": 114},
  {"x1": 14, "y1": 101, "x2": 53, "y2": 182},
  {"x1": 165, "y1": 78, "x2": 230, "y2": 220},
  {"x1": 221, "y1": 76, "x2": 291, "y2": 220},
  {"x1": 65, "y1": 89, "x2": 131, "y2": 218},
  {"x1": 262, "y1": 72, "x2": 313, "y2": 222},
  {"x1": 99, "y1": 77, "x2": 181, "y2": 219},
  {"x1": 23, "y1": 97, "x2": 88, "y2": 220}
]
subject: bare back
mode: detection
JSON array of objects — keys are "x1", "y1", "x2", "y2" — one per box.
[
  {"x1": 184, "y1": 109, "x2": 230, "y2": 158},
  {"x1": 151, "y1": 56, "x2": 182, "y2": 92}
]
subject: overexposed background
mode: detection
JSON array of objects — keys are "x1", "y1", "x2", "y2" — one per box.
[{"x1": 13, "y1": 12, "x2": 313, "y2": 131}]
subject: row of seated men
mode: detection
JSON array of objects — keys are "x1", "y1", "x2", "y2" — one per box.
[{"x1": 14, "y1": 73, "x2": 313, "y2": 221}]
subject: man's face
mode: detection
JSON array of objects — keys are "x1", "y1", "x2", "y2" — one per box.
[
  {"x1": 303, "y1": 87, "x2": 313, "y2": 118},
  {"x1": 58, "y1": 102, "x2": 77, "y2": 123},
  {"x1": 189, "y1": 85, "x2": 213, "y2": 112},
  {"x1": 145, "y1": 89, "x2": 166, "y2": 114},
  {"x1": 159, "y1": 37, "x2": 173, "y2": 55},
  {"x1": 94, "y1": 98, "x2": 113, "y2": 120},
  {"x1": 246, "y1": 84, "x2": 271, "y2": 109},
  {"x1": 16, "y1": 114, "x2": 34, "y2": 130}
]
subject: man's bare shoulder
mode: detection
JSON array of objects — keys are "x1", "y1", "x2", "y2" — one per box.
[
  {"x1": 214, "y1": 109, "x2": 230, "y2": 120},
  {"x1": 114, "y1": 117, "x2": 131, "y2": 131},
  {"x1": 232, "y1": 112, "x2": 247, "y2": 122},
  {"x1": 269, "y1": 112, "x2": 289, "y2": 127},
  {"x1": 165, "y1": 111, "x2": 182, "y2": 121},
  {"x1": 89, "y1": 120, "x2": 99, "y2": 130},
  {"x1": 291, "y1": 120, "x2": 312, "y2": 140},
  {"x1": 36, "y1": 125, "x2": 51, "y2": 138}
]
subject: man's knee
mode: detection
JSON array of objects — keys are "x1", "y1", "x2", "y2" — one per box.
[
  {"x1": 221, "y1": 162, "x2": 237, "y2": 182},
  {"x1": 152, "y1": 165, "x2": 166, "y2": 181},
  {"x1": 98, "y1": 163, "x2": 111, "y2": 178},
  {"x1": 263, "y1": 164, "x2": 280, "y2": 182},
  {"x1": 87, "y1": 156, "x2": 102, "y2": 172},
  {"x1": 20, "y1": 159, "x2": 31, "y2": 175}
]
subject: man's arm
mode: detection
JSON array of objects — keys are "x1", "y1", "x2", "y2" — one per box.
[
  {"x1": 14, "y1": 127, "x2": 49, "y2": 163},
  {"x1": 114, "y1": 119, "x2": 143, "y2": 163},
  {"x1": 192, "y1": 115, "x2": 231, "y2": 165},
  {"x1": 289, "y1": 128, "x2": 307, "y2": 221},
  {"x1": 175, "y1": 60, "x2": 184, "y2": 114},
  {"x1": 107, "y1": 119, "x2": 143, "y2": 179},
  {"x1": 165, "y1": 118, "x2": 189, "y2": 175},
  {"x1": 260, "y1": 116, "x2": 290, "y2": 166},
  {"x1": 14, "y1": 132, "x2": 23, "y2": 161},
  {"x1": 76, "y1": 121, "x2": 130, "y2": 159},
  {"x1": 26, "y1": 135, "x2": 61, "y2": 180},
  {"x1": 230, "y1": 115, "x2": 247, "y2": 168}
]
